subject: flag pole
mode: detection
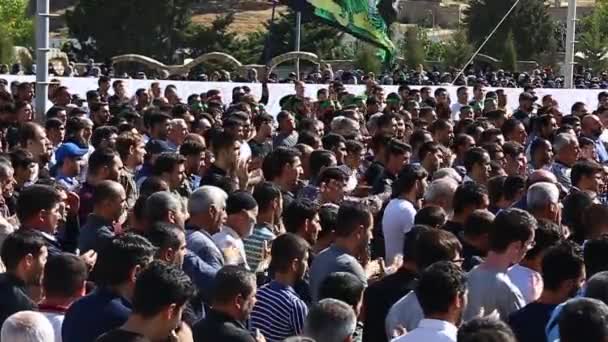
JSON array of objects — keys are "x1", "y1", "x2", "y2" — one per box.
[
  {"x1": 35, "y1": 0, "x2": 50, "y2": 121},
  {"x1": 564, "y1": 0, "x2": 577, "y2": 89},
  {"x1": 295, "y1": 11, "x2": 302, "y2": 80}
]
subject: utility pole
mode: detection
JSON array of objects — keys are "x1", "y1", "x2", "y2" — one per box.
[
  {"x1": 35, "y1": 0, "x2": 50, "y2": 120},
  {"x1": 295, "y1": 11, "x2": 302, "y2": 80},
  {"x1": 564, "y1": 0, "x2": 577, "y2": 88}
]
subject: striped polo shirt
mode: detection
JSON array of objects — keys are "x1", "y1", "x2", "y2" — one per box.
[
  {"x1": 243, "y1": 223, "x2": 276, "y2": 271},
  {"x1": 250, "y1": 280, "x2": 308, "y2": 342}
]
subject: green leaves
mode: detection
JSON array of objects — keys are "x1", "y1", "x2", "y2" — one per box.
[{"x1": 577, "y1": 0, "x2": 608, "y2": 72}]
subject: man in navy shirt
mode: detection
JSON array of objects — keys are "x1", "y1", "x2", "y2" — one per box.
[
  {"x1": 508, "y1": 241, "x2": 585, "y2": 342},
  {"x1": 62, "y1": 233, "x2": 156, "y2": 342}
]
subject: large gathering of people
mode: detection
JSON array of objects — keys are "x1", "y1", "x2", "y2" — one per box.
[{"x1": 1, "y1": 71, "x2": 608, "y2": 342}]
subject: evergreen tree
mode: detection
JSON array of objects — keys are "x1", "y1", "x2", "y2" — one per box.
[
  {"x1": 501, "y1": 31, "x2": 518, "y2": 71},
  {"x1": 465, "y1": 0, "x2": 555, "y2": 60},
  {"x1": 577, "y1": 1, "x2": 608, "y2": 72},
  {"x1": 443, "y1": 29, "x2": 474, "y2": 70},
  {"x1": 401, "y1": 27, "x2": 425, "y2": 68},
  {"x1": 354, "y1": 43, "x2": 382, "y2": 74}
]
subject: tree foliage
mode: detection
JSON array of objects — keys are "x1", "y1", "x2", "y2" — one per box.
[
  {"x1": 577, "y1": 0, "x2": 608, "y2": 72},
  {"x1": 66, "y1": 0, "x2": 195, "y2": 62},
  {"x1": 501, "y1": 31, "x2": 518, "y2": 71},
  {"x1": 0, "y1": 0, "x2": 33, "y2": 47},
  {"x1": 465, "y1": 0, "x2": 556, "y2": 60},
  {"x1": 443, "y1": 29, "x2": 473, "y2": 70},
  {"x1": 354, "y1": 43, "x2": 382, "y2": 74}
]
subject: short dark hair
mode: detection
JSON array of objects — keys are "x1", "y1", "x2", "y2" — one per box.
[
  {"x1": 43, "y1": 253, "x2": 88, "y2": 298},
  {"x1": 502, "y1": 141, "x2": 524, "y2": 158},
  {"x1": 559, "y1": 298, "x2": 608, "y2": 342},
  {"x1": 530, "y1": 137, "x2": 551, "y2": 156},
  {"x1": 94, "y1": 233, "x2": 156, "y2": 287},
  {"x1": 318, "y1": 272, "x2": 365, "y2": 307},
  {"x1": 147, "y1": 112, "x2": 171, "y2": 129},
  {"x1": 334, "y1": 201, "x2": 371, "y2": 238},
  {"x1": 16, "y1": 184, "x2": 62, "y2": 222},
  {"x1": 501, "y1": 118, "x2": 522, "y2": 138},
  {"x1": 322, "y1": 133, "x2": 346, "y2": 151},
  {"x1": 345, "y1": 140, "x2": 364, "y2": 154},
  {"x1": 253, "y1": 113, "x2": 273, "y2": 129},
  {"x1": 418, "y1": 141, "x2": 441, "y2": 161},
  {"x1": 414, "y1": 206, "x2": 447, "y2": 228},
  {"x1": 524, "y1": 219, "x2": 562, "y2": 260},
  {"x1": 144, "y1": 222, "x2": 184, "y2": 254},
  {"x1": 132, "y1": 261, "x2": 195, "y2": 318},
  {"x1": 453, "y1": 182, "x2": 488, "y2": 214},
  {"x1": 487, "y1": 175, "x2": 507, "y2": 205},
  {"x1": 91, "y1": 126, "x2": 118, "y2": 149},
  {"x1": 45, "y1": 117, "x2": 63, "y2": 131},
  {"x1": 253, "y1": 181, "x2": 282, "y2": 212},
  {"x1": 9, "y1": 148, "x2": 35, "y2": 170},
  {"x1": 262, "y1": 147, "x2": 301, "y2": 181},
  {"x1": 210, "y1": 130, "x2": 237, "y2": 156},
  {"x1": 542, "y1": 240, "x2": 584, "y2": 291},
  {"x1": 93, "y1": 180, "x2": 123, "y2": 206},
  {"x1": 571, "y1": 160, "x2": 603, "y2": 187},
  {"x1": 317, "y1": 167, "x2": 348, "y2": 186},
  {"x1": 463, "y1": 147, "x2": 489, "y2": 172},
  {"x1": 414, "y1": 229, "x2": 462, "y2": 270},
  {"x1": 458, "y1": 317, "x2": 517, "y2": 342},
  {"x1": 385, "y1": 139, "x2": 411, "y2": 159},
  {"x1": 88, "y1": 148, "x2": 119, "y2": 176},
  {"x1": 584, "y1": 234, "x2": 608, "y2": 278},
  {"x1": 416, "y1": 261, "x2": 467, "y2": 316},
  {"x1": 283, "y1": 199, "x2": 319, "y2": 234},
  {"x1": 212, "y1": 265, "x2": 256, "y2": 304},
  {"x1": 179, "y1": 140, "x2": 205, "y2": 157},
  {"x1": 309, "y1": 150, "x2": 336, "y2": 179},
  {"x1": 391, "y1": 164, "x2": 428, "y2": 198},
  {"x1": 489, "y1": 208, "x2": 537, "y2": 252},
  {"x1": 503, "y1": 175, "x2": 526, "y2": 201},
  {"x1": 18, "y1": 122, "x2": 43, "y2": 148},
  {"x1": 270, "y1": 233, "x2": 310, "y2": 273},
  {"x1": 152, "y1": 152, "x2": 185, "y2": 176},
  {"x1": 1, "y1": 230, "x2": 46, "y2": 271},
  {"x1": 464, "y1": 210, "x2": 495, "y2": 238}
]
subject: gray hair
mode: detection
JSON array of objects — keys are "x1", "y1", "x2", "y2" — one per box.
[
  {"x1": 527, "y1": 182, "x2": 559, "y2": 212},
  {"x1": 330, "y1": 117, "x2": 360, "y2": 137},
  {"x1": 1, "y1": 311, "x2": 54, "y2": 342},
  {"x1": 304, "y1": 298, "x2": 357, "y2": 342},
  {"x1": 146, "y1": 191, "x2": 183, "y2": 223},
  {"x1": 432, "y1": 167, "x2": 462, "y2": 183},
  {"x1": 0, "y1": 159, "x2": 14, "y2": 179},
  {"x1": 553, "y1": 133, "x2": 577, "y2": 154},
  {"x1": 188, "y1": 185, "x2": 228, "y2": 215},
  {"x1": 424, "y1": 178, "x2": 459, "y2": 204}
]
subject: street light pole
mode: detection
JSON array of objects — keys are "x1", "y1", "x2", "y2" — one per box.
[
  {"x1": 564, "y1": 0, "x2": 577, "y2": 88},
  {"x1": 35, "y1": 0, "x2": 50, "y2": 120},
  {"x1": 295, "y1": 11, "x2": 302, "y2": 80}
]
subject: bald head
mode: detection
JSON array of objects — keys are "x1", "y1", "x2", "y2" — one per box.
[
  {"x1": 528, "y1": 169, "x2": 557, "y2": 186},
  {"x1": 93, "y1": 180, "x2": 125, "y2": 206},
  {"x1": 1, "y1": 311, "x2": 54, "y2": 342},
  {"x1": 582, "y1": 114, "x2": 604, "y2": 138}
]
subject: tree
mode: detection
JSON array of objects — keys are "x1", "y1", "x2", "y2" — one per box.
[
  {"x1": 0, "y1": 0, "x2": 33, "y2": 46},
  {"x1": 399, "y1": 27, "x2": 428, "y2": 67},
  {"x1": 465, "y1": 0, "x2": 555, "y2": 60},
  {"x1": 66, "y1": 0, "x2": 195, "y2": 62},
  {"x1": 354, "y1": 43, "x2": 382, "y2": 74},
  {"x1": 501, "y1": 31, "x2": 518, "y2": 71},
  {"x1": 443, "y1": 29, "x2": 474, "y2": 70},
  {"x1": 577, "y1": 1, "x2": 608, "y2": 72},
  {"x1": 259, "y1": 9, "x2": 347, "y2": 62}
]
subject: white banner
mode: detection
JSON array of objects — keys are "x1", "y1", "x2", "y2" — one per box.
[{"x1": 1, "y1": 75, "x2": 602, "y2": 116}]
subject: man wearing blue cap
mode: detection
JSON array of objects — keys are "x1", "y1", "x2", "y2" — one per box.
[{"x1": 54, "y1": 142, "x2": 89, "y2": 191}]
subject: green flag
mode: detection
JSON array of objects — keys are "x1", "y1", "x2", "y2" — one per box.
[{"x1": 305, "y1": 0, "x2": 395, "y2": 59}]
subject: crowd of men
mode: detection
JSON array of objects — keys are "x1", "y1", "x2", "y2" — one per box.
[
  {"x1": 1, "y1": 72, "x2": 608, "y2": 342},
  {"x1": 7, "y1": 58, "x2": 608, "y2": 89}
]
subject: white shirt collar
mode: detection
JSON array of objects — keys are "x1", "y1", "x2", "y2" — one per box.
[
  {"x1": 418, "y1": 318, "x2": 458, "y2": 336},
  {"x1": 38, "y1": 231, "x2": 57, "y2": 242}
]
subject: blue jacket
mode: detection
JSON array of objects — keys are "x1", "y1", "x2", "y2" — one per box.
[{"x1": 62, "y1": 287, "x2": 131, "y2": 342}]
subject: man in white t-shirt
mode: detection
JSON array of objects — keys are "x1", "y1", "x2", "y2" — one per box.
[
  {"x1": 212, "y1": 191, "x2": 259, "y2": 270},
  {"x1": 382, "y1": 164, "x2": 428, "y2": 264},
  {"x1": 38, "y1": 254, "x2": 88, "y2": 342},
  {"x1": 450, "y1": 86, "x2": 469, "y2": 122}
]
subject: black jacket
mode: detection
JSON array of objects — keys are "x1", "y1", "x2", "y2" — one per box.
[
  {"x1": 0, "y1": 273, "x2": 36, "y2": 327},
  {"x1": 192, "y1": 309, "x2": 254, "y2": 342}
]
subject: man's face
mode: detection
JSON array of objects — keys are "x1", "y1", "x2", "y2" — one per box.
[
  {"x1": 154, "y1": 119, "x2": 171, "y2": 140},
  {"x1": 44, "y1": 202, "x2": 63, "y2": 233},
  {"x1": 425, "y1": 151, "x2": 443, "y2": 173},
  {"x1": 439, "y1": 126, "x2": 454, "y2": 147},
  {"x1": 563, "y1": 141, "x2": 581, "y2": 165},
  {"x1": 474, "y1": 155, "x2": 491, "y2": 183},
  {"x1": 170, "y1": 163, "x2": 185, "y2": 190},
  {"x1": 333, "y1": 143, "x2": 347, "y2": 165},
  {"x1": 27, "y1": 246, "x2": 48, "y2": 286},
  {"x1": 295, "y1": 250, "x2": 309, "y2": 280},
  {"x1": 536, "y1": 141, "x2": 554, "y2": 166},
  {"x1": 284, "y1": 157, "x2": 303, "y2": 188},
  {"x1": 65, "y1": 156, "x2": 83, "y2": 176},
  {"x1": 186, "y1": 153, "x2": 203, "y2": 175},
  {"x1": 0, "y1": 171, "x2": 15, "y2": 199},
  {"x1": 173, "y1": 230, "x2": 187, "y2": 268},
  {"x1": 395, "y1": 119, "x2": 405, "y2": 139},
  {"x1": 436, "y1": 90, "x2": 448, "y2": 104},
  {"x1": 323, "y1": 179, "x2": 346, "y2": 204},
  {"x1": 513, "y1": 123, "x2": 528, "y2": 145},
  {"x1": 238, "y1": 285, "x2": 257, "y2": 320},
  {"x1": 133, "y1": 141, "x2": 146, "y2": 165},
  {"x1": 305, "y1": 213, "x2": 322, "y2": 244},
  {"x1": 93, "y1": 105, "x2": 111, "y2": 125},
  {"x1": 108, "y1": 155, "x2": 123, "y2": 181},
  {"x1": 458, "y1": 89, "x2": 469, "y2": 102},
  {"x1": 138, "y1": 92, "x2": 150, "y2": 106},
  {"x1": 30, "y1": 127, "x2": 51, "y2": 163},
  {"x1": 170, "y1": 121, "x2": 189, "y2": 145},
  {"x1": 506, "y1": 153, "x2": 527, "y2": 176}
]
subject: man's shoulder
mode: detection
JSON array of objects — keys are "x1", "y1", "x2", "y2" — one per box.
[{"x1": 194, "y1": 318, "x2": 254, "y2": 342}]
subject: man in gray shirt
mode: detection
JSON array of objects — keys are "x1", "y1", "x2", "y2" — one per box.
[
  {"x1": 309, "y1": 202, "x2": 372, "y2": 301},
  {"x1": 463, "y1": 208, "x2": 535, "y2": 321}
]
